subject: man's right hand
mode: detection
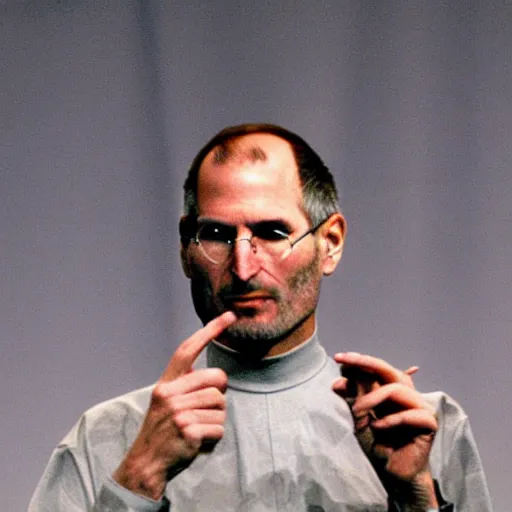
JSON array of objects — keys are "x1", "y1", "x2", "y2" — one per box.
[{"x1": 113, "y1": 311, "x2": 237, "y2": 500}]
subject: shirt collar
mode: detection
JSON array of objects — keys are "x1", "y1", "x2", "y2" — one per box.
[{"x1": 206, "y1": 331, "x2": 327, "y2": 393}]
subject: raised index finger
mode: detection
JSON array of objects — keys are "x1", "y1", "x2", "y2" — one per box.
[{"x1": 162, "y1": 311, "x2": 237, "y2": 381}]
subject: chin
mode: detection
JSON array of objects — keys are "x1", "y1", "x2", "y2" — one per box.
[{"x1": 222, "y1": 315, "x2": 289, "y2": 343}]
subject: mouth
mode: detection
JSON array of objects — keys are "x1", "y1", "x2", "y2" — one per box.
[{"x1": 224, "y1": 291, "x2": 274, "y2": 308}]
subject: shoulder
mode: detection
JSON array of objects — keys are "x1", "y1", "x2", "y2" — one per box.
[
  {"x1": 33, "y1": 385, "x2": 157, "y2": 497},
  {"x1": 60, "y1": 385, "x2": 155, "y2": 450},
  {"x1": 86, "y1": 384, "x2": 155, "y2": 417}
]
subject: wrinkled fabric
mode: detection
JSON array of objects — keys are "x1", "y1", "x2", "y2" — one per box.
[{"x1": 30, "y1": 334, "x2": 492, "y2": 511}]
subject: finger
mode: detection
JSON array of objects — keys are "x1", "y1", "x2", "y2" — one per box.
[
  {"x1": 163, "y1": 385, "x2": 227, "y2": 412},
  {"x1": 332, "y1": 375, "x2": 379, "y2": 403},
  {"x1": 352, "y1": 383, "x2": 436, "y2": 416},
  {"x1": 332, "y1": 376, "x2": 348, "y2": 393},
  {"x1": 340, "y1": 365, "x2": 380, "y2": 399},
  {"x1": 174, "y1": 409, "x2": 226, "y2": 429},
  {"x1": 332, "y1": 379, "x2": 358, "y2": 412},
  {"x1": 332, "y1": 378, "x2": 353, "y2": 405},
  {"x1": 154, "y1": 368, "x2": 227, "y2": 400},
  {"x1": 335, "y1": 352, "x2": 403, "y2": 382},
  {"x1": 371, "y1": 408, "x2": 438, "y2": 432},
  {"x1": 335, "y1": 352, "x2": 414, "y2": 386},
  {"x1": 404, "y1": 366, "x2": 419, "y2": 376},
  {"x1": 181, "y1": 423, "x2": 225, "y2": 444},
  {"x1": 162, "y1": 311, "x2": 237, "y2": 380}
]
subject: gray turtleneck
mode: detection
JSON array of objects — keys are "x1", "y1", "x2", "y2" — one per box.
[{"x1": 29, "y1": 334, "x2": 492, "y2": 511}]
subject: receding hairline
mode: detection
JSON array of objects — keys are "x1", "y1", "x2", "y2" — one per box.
[
  {"x1": 203, "y1": 132, "x2": 297, "y2": 170},
  {"x1": 201, "y1": 135, "x2": 313, "y2": 220},
  {"x1": 189, "y1": 124, "x2": 311, "y2": 178},
  {"x1": 183, "y1": 123, "x2": 340, "y2": 224},
  {"x1": 199, "y1": 134, "x2": 306, "y2": 213}
]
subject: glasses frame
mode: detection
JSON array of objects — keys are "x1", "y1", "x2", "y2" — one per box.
[{"x1": 192, "y1": 217, "x2": 328, "y2": 265}]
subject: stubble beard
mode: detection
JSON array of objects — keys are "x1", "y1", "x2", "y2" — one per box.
[{"x1": 190, "y1": 248, "x2": 322, "y2": 351}]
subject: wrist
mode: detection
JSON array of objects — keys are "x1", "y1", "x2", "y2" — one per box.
[
  {"x1": 412, "y1": 471, "x2": 438, "y2": 508},
  {"x1": 113, "y1": 453, "x2": 169, "y2": 501},
  {"x1": 386, "y1": 471, "x2": 438, "y2": 511}
]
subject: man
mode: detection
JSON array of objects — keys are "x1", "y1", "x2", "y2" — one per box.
[{"x1": 30, "y1": 124, "x2": 492, "y2": 511}]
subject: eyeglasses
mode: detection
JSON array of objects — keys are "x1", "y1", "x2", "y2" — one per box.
[{"x1": 192, "y1": 219, "x2": 327, "y2": 265}]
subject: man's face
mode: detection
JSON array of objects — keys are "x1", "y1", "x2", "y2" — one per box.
[{"x1": 184, "y1": 133, "x2": 325, "y2": 355}]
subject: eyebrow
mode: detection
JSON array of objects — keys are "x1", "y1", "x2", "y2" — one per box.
[
  {"x1": 197, "y1": 217, "x2": 293, "y2": 232},
  {"x1": 247, "y1": 219, "x2": 292, "y2": 233},
  {"x1": 196, "y1": 218, "x2": 235, "y2": 229}
]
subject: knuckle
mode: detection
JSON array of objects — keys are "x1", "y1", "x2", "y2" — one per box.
[
  {"x1": 387, "y1": 382, "x2": 402, "y2": 396},
  {"x1": 206, "y1": 367, "x2": 228, "y2": 384},
  {"x1": 182, "y1": 425, "x2": 202, "y2": 444},
  {"x1": 214, "y1": 367, "x2": 228, "y2": 384},
  {"x1": 400, "y1": 373, "x2": 416, "y2": 388},
  {"x1": 217, "y1": 393, "x2": 227, "y2": 409},
  {"x1": 174, "y1": 410, "x2": 195, "y2": 428},
  {"x1": 151, "y1": 383, "x2": 168, "y2": 404},
  {"x1": 205, "y1": 387, "x2": 227, "y2": 408},
  {"x1": 166, "y1": 395, "x2": 182, "y2": 414},
  {"x1": 196, "y1": 368, "x2": 228, "y2": 390},
  {"x1": 211, "y1": 394, "x2": 227, "y2": 412},
  {"x1": 172, "y1": 343, "x2": 193, "y2": 364}
]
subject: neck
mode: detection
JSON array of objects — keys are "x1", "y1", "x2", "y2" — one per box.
[{"x1": 207, "y1": 329, "x2": 325, "y2": 393}]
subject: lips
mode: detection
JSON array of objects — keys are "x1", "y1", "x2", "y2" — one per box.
[
  {"x1": 230, "y1": 291, "x2": 270, "y2": 299},
  {"x1": 224, "y1": 291, "x2": 273, "y2": 306}
]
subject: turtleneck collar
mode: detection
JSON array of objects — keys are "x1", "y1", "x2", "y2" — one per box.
[{"x1": 206, "y1": 332, "x2": 328, "y2": 393}]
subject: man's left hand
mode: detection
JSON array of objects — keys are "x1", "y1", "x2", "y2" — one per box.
[{"x1": 332, "y1": 352, "x2": 438, "y2": 510}]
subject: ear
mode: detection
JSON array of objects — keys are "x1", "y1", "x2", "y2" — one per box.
[
  {"x1": 319, "y1": 213, "x2": 346, "y2": 276},
  {"x1": 179, "y1": 216, "x2": 192, "y2": 278}
]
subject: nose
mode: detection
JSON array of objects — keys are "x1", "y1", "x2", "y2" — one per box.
[{"x1": 230, "y1": 237, "x2": 261, "y2": 281}]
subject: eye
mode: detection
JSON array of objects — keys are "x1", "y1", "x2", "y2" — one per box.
[
  {"x1": 198, "y1": 223, "x2": 236, "y2": 243},
  {"x1": 252, "y1": 222, "x2": 290, "y2": 242}
]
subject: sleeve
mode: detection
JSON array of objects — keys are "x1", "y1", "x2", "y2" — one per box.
[
  {"x1": 427, "y1": 392, "x2": 493, "y2": 512},
  {"x1": 387, "y1": 477, "x2": 454, "y2": 511},
  {"x1": 439, "y1": 417, "x2": 493, "y2": 511},
  {"x1": 28, "y1": 445, "x2": 170, "y2": 512}
]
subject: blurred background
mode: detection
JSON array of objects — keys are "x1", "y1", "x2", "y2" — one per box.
[{"x1": 2, "y1": 1, "x2": 510, "y2": 510}]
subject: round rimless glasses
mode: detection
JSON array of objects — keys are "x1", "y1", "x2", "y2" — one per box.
[{"x1": 192, "y1": 218, "x2": 328, "y2": 265}]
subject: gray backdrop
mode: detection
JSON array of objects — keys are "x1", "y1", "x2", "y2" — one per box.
[{"x1": 2, "y1": 1, "x2": 510, "y2": 510}]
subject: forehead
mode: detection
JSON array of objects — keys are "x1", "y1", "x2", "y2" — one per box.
[{"x1": 197, "y1": 133, "x2": 306, "y2": 223}]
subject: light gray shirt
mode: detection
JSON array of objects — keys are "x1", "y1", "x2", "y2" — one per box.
[{"x1": 30, "y1": 334, "x2": 493, "y2": 511}]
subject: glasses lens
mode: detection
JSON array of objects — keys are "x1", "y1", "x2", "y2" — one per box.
[
  {"x1": 253, "y1": 231, "x2": 292, "y2": 261},
  {"x1": 196, "y1": 223, "x2": 235, "y2": 264},
  {"x1": 195, "y1": 222, "x2": 298, "y2": 264}
]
